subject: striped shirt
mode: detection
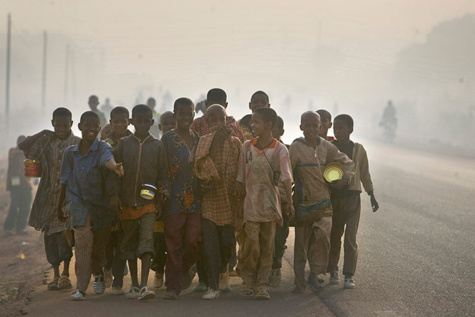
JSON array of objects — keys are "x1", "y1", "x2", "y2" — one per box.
[{"x1": 25, "y1": 132, "x2": 80, "y2": 235}]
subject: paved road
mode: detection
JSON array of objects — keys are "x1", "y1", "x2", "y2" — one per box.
[{"x1": 25, "y1": 141, "x2": 475, "y2": 316}]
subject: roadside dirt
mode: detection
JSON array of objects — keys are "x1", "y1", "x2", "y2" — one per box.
[{"x1": 0, "y1": 157, "x2": 51, "y2": 317}]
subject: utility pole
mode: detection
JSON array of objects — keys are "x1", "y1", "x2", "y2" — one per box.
[
  {"x1": 5, "y1": 14, "x2": 11, "y2": 130},
  {"x1": 41, "y1": 30, "x2": 47, "y2": 113},
  {"x1": 63, "y1": 44, "x2": 69, "y2": 105}
]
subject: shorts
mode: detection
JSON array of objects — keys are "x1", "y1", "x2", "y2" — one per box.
[
  {"x1": 44, "y1": 231, "x2": 73, "y2": 266},
  {"x1": 120, "y1": 212, "x2": 155, "y2": 260}
]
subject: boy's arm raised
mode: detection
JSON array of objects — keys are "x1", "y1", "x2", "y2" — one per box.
[{"x1": 19, "y1": 130, "x2": 54, "y2": 153}]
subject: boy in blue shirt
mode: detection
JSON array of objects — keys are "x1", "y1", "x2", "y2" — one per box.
[{"x1": 57, "y1": 111, "x2": 123, "y2": 301}]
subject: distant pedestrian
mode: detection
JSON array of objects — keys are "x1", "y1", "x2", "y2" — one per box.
[
  {"x1": 88, "y1": 95, "x2": 107, "y2": 127},
  {"x1": 4, "y1": 135, "x2": 32, "y2": 236}
]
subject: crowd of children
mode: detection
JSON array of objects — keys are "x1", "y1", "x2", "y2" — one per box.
[{"x1": 7, "y1": 88, "x2": 380, "y2": 302}]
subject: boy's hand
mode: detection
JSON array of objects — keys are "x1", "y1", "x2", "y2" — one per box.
[
  {"x1": 330, "y1": 178, "x2": 348, "y2": 190},
  {"x1": 155, "y1": 194, "x2": 167, "y2": 219},
  {"x1": 234, "y1": 181, "x2": 245, "y2": 199},
  {"x1": 57, "y1": 206, "x2": 68, "y2": 222},
  {"x1": 200, "y1": 181, "x2": 213, "y2": 193},
  {"x1": 287, "y1": 203, "x2": 295, "y2": 221},
  {"x1": 369, "y1": 192, "x2": 379, "y2": 212},
  {"x1": 110, "y1": 195, "x2": 122, "y2": 214},
  {"x1": 114, "y1": 163, "x2": 124, "y2": 177}
]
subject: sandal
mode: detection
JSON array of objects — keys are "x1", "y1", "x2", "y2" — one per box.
[
  {"x1": 58, "y1": 275, "x2": 72, "y2": 289},
  {"x1": 240, "y1": 288, "x2": 254, "y2": 297},
  {"x1": 47, "y1": 277, "x2": 60, "y2": 290}
]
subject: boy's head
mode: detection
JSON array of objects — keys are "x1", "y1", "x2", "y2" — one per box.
[
  {"x1": 206, "y1": 88, "x2": 227, "y2": 109},
  {"x1": 333, "y1": 114, "x2": 353, "y2": 142},
  {"x1": 51, "y1": 107, "x2": 73, "y2": 140},
  {"x1": 173, "y1": 98, "x2": 195, "y2": 131},
  {"x1": 300, "y1": 111, "x2": 321, "y2": 142},
  {"x1": 251, "y1": 108, "x2": 277, "y2": 137},
  {"x1": 131, "y1": 104, "x2": 153, "y2": 135},
  {"x1": 272, "y1": 116, "x2": 284, "y2": 140},
  {"x1": 147, "y1": 97, "x2": 156, "y2": 110},
  {"x1": 78, "y1": 111, "x2": 101, "y2": 141},
  {"x1": 316, "y1": 109, "x2": 332, "y2": 138},
  {"x1": 159, "y1": 111, "x2": 176, "y2": 134},
  {"x1": 17, "y1": 135, "x2": 26, "y2": 146},
  {"x1": 249, "y1": 91, "x2": 270, "y2": 113},
  {"x1": 205, "y1": 104, "x2": 226, "y2": 131},
  {"x1": 88, "y1": 95, "x2": 99, "y2": 110},
  {"x1": 110, "y1": 106, "x2": 130, "y2": 137}
]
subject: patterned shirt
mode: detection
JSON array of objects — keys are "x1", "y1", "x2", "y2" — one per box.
[
  {"x1": 60, "y1": 138, "x2": 115, "y2": 230},
  {"x1": 25, "y1": 132, "x2": 80, "y2": 235},
  {"x1": 194, "y1": 128, "x2": 242, "y2": 226},
  {"x1": 236, "y1": 138, "x2": 292, "y2": 226},
  {"x1": 190, "y1": 115, "x2": 244, "y2": 142},
  {"x1": 162, "y1": 130, "x2": 201, "y2": 216}
]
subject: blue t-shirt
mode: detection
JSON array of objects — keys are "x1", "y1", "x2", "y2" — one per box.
[{"x1": 60, "y1": 138, "x2": 114, "y2": 229}]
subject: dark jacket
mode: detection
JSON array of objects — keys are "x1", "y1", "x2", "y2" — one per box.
[{"x1": 108, "y1": 134, "x2": 168, "y2": 207}]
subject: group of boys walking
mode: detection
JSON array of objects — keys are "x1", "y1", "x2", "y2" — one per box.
[{"x1": 15, "y1": 87, "x2": 379, "y2": 302}]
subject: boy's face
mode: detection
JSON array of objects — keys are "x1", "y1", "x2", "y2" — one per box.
[
  {"x1": 78, "y1": 117, "x2": 101, "y2": 142},
  {"x1": 251, "y1": 113, "x2": 271, "y2": 137},
  {"x1": 206, "y1": 108, "x2": 226, "y2": 131},
  {"x1": 51, "y1": 116, "x2": 73, "y2": 140},
  {"x1": 333, "y1": 119, "x2": 352, "y2": 142},
  {"x1": 300, "y1": 115, "x2": 321, "y2": 142},
  {"x1": 272, "y1": 124, "x2": 284, "y2": 140},
  {"x1": 159, "y1": 116, "x2": 176, "y2": 134},
  {"x1": 318, "y1": 115, "x2": 332, "y2": 137},
  {"x1": 132, "y1": 112, "x2": 153, "y2": 135},
  {"x1": 110, "y1": 113, "x2": 130, "y2": 136},
  {"x1": 249, "y1": 94, "x2": 270, "y2": 112},
  {"x1": 174, "y1": 105, "x2": 195, "y2": 130}
]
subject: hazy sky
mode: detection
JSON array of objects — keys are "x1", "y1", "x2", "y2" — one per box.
[
  {"x1": 1, "y1": 0, "x2": 474, "y2": 147},
  {"x1": 3, "y1": 0, "x2": 473, "y2": 87}
]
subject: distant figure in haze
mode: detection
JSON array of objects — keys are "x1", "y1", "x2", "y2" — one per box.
[
  {"x1": 101, "y1": 98, "x2": 114, "y2": 121},
  {"x1": 239, "y1": 91, "x2": 271, "y2": 141},
  {"x1": 327, "y1": 114, "x2": 379, "y2": 290},
  {"x1": 88, "y1": 95, "x2": 107, "y2": 127},
  {"x1": 147, "y1": 97, "x2": 162, "y2": 139},
  {"x1": 379, "y1": 100, "x2": 397, "y2": 142},
  {"x1": 4, "y1": 135, "x2": 32, "y2": 236},
  {"x1": 317, "y1": 109, "x2": 335, "y2": 141},
  {"x1": 195, "y1": 99, "x2": 207, "y2": 115}
]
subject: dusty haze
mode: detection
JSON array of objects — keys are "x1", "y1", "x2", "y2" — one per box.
[{"x1": 0, "y1": 0, "x2": 474, "y2": 154}]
